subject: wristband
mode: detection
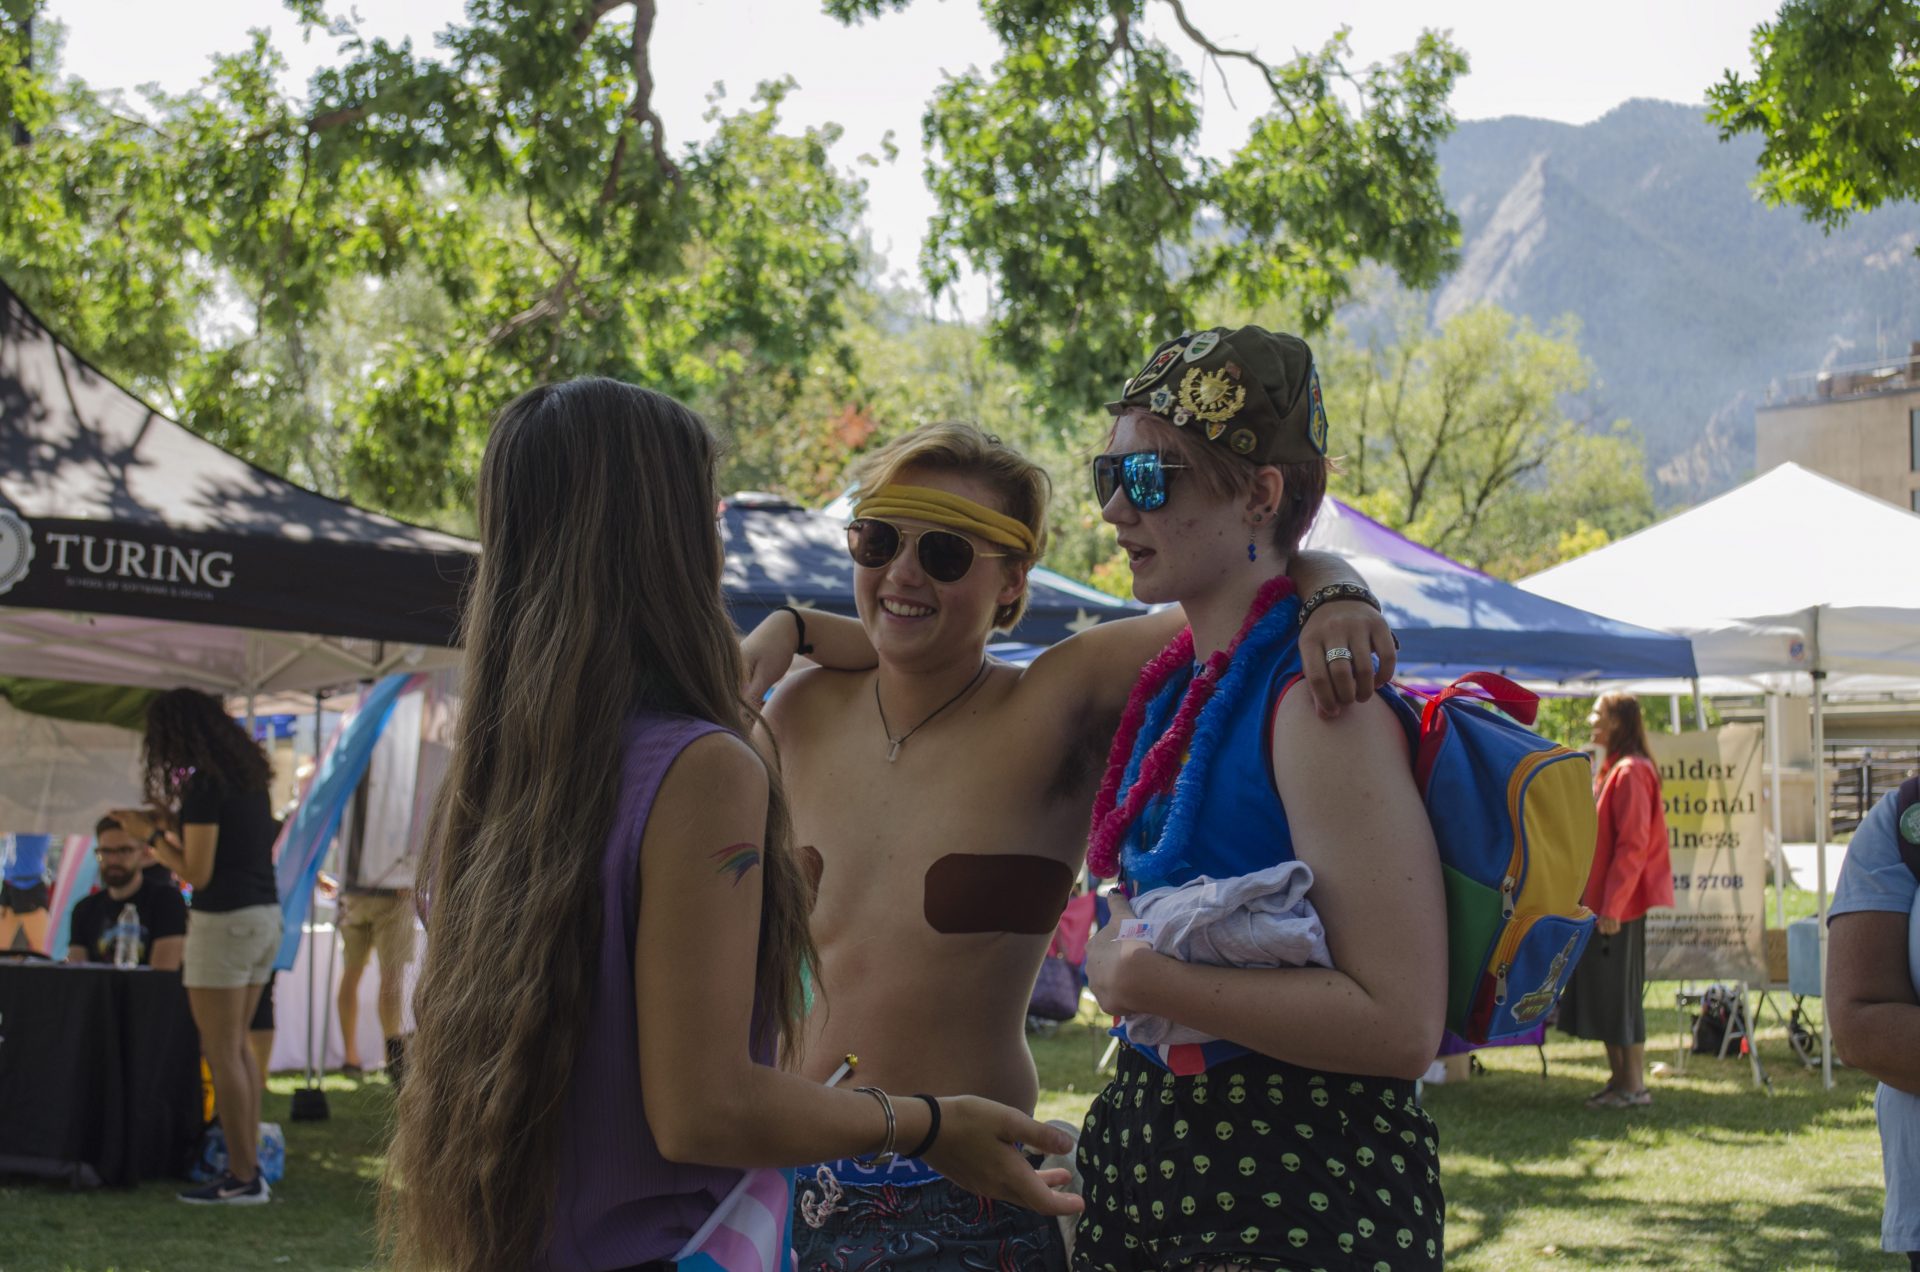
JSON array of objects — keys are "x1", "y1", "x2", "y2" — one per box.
[
  {"x1": 147, "y1": 828, "x2": 167, "y2": 847},
  {"x1": 775, "y1": 604, "x2": 815, "y2": 656},
  {"x1": 1298, "y1": 582, "x2": 1381, "y2": 622},
  {"x1": 901, "y1": 1094, "x2": 942, "y2": 1160}
]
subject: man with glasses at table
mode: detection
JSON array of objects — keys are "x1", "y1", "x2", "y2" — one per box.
[
  {"x1": 739, "y1": 418, "x2": 1392, "y2": 1270},
  {"x1": 67, "y1": 816, "x2": 187, "y2": 971}
]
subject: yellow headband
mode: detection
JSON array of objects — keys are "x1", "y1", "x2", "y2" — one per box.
[{"x1": 851, "y1": 484, "x2": 1038, "y2": 556}]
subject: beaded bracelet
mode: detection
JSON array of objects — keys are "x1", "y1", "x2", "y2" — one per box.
[{"x1": 1298, "y1": 581, "x2": 1381, "y2": 622}]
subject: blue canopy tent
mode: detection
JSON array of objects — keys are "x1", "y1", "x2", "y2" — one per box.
[
  {"x1": 1302, "y1": 500, "x2": 1697, "y2": 684},
  {"x1": 720, "y1": 493, "x2": 1145, "y2": 647}
]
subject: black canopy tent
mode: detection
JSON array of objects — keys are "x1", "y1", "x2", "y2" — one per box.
[{"x1": 0, "y1": 282, "x2": 477, "y2": 695}]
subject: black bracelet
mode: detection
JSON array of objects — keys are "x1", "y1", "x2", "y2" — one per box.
[
  {"x1": 775, "y1": 604, "x2": 814, "y2": 656},
  {"x1": 1298, "y1": 581, "x2": 1381, "y2": 622},
  {"x1": 901, "y1": 1094, "x2": 942, "y2": 1160},
  {"x1": 147, "y1": 828, "x2": 166, "y2": 847}
]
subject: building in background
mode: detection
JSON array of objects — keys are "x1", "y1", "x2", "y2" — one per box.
[{"x1": 1756, "y1": 343, "x2": 1920, "y2": 511}]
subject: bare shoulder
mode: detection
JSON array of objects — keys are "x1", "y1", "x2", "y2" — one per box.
[
  {"x1": 1271, "y1": 683, "x2": 1409, "y2": 770},
  {"x1": 762, "y1": 664, "x2": 863, "y2": 739},
  {"x1": 657, "y1": 730, "x2": 770, "y2": 815}
]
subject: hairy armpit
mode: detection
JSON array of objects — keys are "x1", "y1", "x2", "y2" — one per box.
[{"x1": 923, "y1": 853, "x2": 1074, "y2": 935}]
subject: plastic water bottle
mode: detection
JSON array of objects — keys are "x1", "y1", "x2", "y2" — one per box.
[{"x1": 113, "y1": 903, "x2": 139, "y2": 967}]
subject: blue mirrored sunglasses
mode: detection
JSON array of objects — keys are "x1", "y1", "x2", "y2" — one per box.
[{"x1": 1092, "y1": 451, "x2": 1190, "y2": 512}]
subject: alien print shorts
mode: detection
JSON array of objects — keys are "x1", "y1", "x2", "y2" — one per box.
[{"x1": 1072, "y1": 1046, "x2": 1443, "y2": 1271}]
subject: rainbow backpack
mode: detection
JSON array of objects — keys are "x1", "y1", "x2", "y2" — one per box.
[{"x1": 1381, "y1": 673, "x2": 1600, "y2": 1044}]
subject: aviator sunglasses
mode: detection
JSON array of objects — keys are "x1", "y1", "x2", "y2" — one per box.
[
  {"x1": 846, "y1": 518, "x2": 1008, "y2": 583},
  {"x1": 1092, "y1": 451, "x2": 1190, "y2": 512}
]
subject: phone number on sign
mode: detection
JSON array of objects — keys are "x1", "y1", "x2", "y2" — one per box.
[{"x1": 1671, "y1": 874, "x2": 1746, "y2": 890}]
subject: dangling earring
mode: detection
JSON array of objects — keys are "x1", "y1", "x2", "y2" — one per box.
[{"x1": 1248, "y1": 512, "x2": 1264, "y2": 563}]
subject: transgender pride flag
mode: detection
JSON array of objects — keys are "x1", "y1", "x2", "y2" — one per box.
[{"x1": 671, "y1": 1167, "x2": 796, "y2": 1272}]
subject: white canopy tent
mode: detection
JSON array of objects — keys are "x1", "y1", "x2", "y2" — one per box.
[{"x1": 1521, "y1": 462, "x2": 1920, "y2": 1086}]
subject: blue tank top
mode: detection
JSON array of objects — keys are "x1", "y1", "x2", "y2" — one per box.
[
  {"x1": 1117, "y1": 608, "x2": 1307, "y2": 896},
  {"x1": 1114, "y1": 603, "x2": 1307, "y2": 1071}
]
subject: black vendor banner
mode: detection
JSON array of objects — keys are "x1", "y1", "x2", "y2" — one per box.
[
  {"x1": 0, "y1": 513, "x2": 469, "y2": 647},
  {"x1": 1645, "y1": 724, "x2": 1768, "y2": 982}
]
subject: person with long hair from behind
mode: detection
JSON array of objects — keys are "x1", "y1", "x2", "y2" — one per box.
[
  {"x1": 1561, "y1": 691, "x2": 1673, "y2": 1108},
  {"x1": 384, "y1": 379, "x2": 1078, "y2": 1272},
  {"x1": 113, "y1": 688, "x2": 283, "y2": 1204}
]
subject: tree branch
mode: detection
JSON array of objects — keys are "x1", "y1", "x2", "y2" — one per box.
[
  {"x1": 599, "y1": 0, "x2": 679, "y2": 201},
  {"x1": 1115, "y1": 16, "x2": 1183, "y2": 204},
  {"x1": 569, "y1": 0, "x2": 630, "y2": 51},
  {"x1": 1157, "y1": 0, "x2": 1282, "y2": 97}
]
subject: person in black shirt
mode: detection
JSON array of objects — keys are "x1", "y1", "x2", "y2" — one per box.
[
  {"x1": 67, "y1": 815, "x2": 188, "y2": 970},
  {"x1": 114, "y1": 688, "x2": 282, "y2": 1206}
]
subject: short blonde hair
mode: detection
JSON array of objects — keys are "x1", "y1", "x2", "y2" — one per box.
[{"x1": 847, "y1": 422, "x2": 1051, "y2": 631}]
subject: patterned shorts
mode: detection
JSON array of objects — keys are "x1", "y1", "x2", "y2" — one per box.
[
  {"x1": 1073, "y1": 1048, "x2": 1444, "y2": 1271},
  {"x1": 791, "y1": 1155, "x2": 1068, "y2": 1272}
]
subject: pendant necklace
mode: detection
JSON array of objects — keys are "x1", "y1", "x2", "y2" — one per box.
[{"x1": 875, "y1": 661, "x2": 990, "y2": 762}]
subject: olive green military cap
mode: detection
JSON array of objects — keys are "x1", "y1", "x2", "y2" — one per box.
[{"x1": 1105, "y1": 325, "x2": 1329, "y2": 465}]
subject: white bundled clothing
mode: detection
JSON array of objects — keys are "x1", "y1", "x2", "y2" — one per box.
[{"x1": 1120, "y1": 860, "x2": 1332, "y2": 1047}]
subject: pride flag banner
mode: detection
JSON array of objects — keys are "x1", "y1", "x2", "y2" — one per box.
[
  {"x1": 272, "y1": 673, "x2": 423, "y2": 971},
  {"x1": 45, "y1": 833, "x2": 97, "y2": 955},
  {"x1": 671, "y1": 1167, "x2": 796, "y2": 1272}
]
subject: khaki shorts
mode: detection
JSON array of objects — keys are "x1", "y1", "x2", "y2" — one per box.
[
  {"x1": 184, "y1": 904, "x2": 283, "y2": 990},
  {"x1": 340, "y1": 891, "x2": 417, "y2": 970}
]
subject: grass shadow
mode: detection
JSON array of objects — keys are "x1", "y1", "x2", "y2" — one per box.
[{"x1": 1, "y1": 1075, "x2": 393, "y2": 1272}]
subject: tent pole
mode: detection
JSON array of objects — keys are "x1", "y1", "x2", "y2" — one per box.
[
  {"x1": 306, "y1": 694, "x2": 325, "y2": 1092},
  {"x1": 1767, "y1": 693, "x2": 1785, "y2": 929},
  {"x1": 1668, "y1": 694, "x2": 1682, "y2": 733},
  {"x1": 1813, "y1": 668, "x2": 1833, "y2": 1090},
  {"x1": 1690, "y1": 678, "x2": 1707, "y2": 729}
]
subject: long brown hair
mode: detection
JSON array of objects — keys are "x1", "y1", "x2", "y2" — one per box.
[
  {"x1": 384, "y1": 378, "x2": 816, "y2": 1272},
  {"x1": 1594, "y1": 692, "x2": 1654, "y2": 766},
  {"x1": 139, "y1": 687, "x2": 272, "y2": 808}
]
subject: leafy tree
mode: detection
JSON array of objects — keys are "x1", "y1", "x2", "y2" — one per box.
[
  {"x1": 0, "y1": 3, "x2": 870, "y2": 521},
  {"x1": 1708, "y1": 0, "x2": 1920, "y2": 241},
  {"x1": 1325, "y1": 303, "x2": 1655, "y2": 580},
  {"x1": 828, "y1": 0, "x2": 1467, "y2": 423}
]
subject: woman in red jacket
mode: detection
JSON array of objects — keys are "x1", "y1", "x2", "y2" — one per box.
[{"x1": 1561, "y1": 691, "x2": 1674, "y2": 1108}]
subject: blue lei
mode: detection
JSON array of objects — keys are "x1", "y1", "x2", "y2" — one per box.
[{"x1": 1120, "y1": 596, "x2": 1302, "y2": 885}]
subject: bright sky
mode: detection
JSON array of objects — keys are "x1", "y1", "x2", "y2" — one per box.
[{"x1": 51, "y1": 0, "x2": 1783, "y2": 312}]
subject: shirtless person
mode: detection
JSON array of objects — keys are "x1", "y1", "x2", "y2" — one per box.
[{"x1": 744, "y1": 421, "x2": 1393, "y2": 1270}]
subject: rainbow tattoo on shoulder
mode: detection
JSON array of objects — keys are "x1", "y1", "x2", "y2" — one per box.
[{"x1": 710, "y1": 843, "x2": 762, "y2": 887}]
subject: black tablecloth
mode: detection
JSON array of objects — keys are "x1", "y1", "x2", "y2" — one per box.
[{"x1": 0, "y1": 961, "x2": 204, "y2": 1186}]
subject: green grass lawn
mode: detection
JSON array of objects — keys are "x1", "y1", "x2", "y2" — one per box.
[
  {"x1": 2, "y1": 1074, "x2": 389, "y2": 1272},
  {"x1": 6, "y1": 911, "x2": 1894, "y2": 1271}
]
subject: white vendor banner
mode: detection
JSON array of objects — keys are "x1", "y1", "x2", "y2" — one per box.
[{"x1": 1645, "y1": 724, "x2": 1767, "y2": 982}]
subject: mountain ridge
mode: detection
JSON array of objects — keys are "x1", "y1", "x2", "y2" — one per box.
[{"x1": 1427, "y1": 98, "x2": 1920, "y2": 502}]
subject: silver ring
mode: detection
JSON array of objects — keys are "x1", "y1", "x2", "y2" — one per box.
[{"x1": 1324, "y1": 646, "x2": 1354, "y2": 665}]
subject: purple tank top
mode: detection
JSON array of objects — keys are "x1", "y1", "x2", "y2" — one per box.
[{"x1": 544, "y1": 712, "x2": 762, "y2": 1270}]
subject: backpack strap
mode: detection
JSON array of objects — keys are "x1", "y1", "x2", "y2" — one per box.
[
  {"x1": 1895, "y1": 775, "x2": 1920, "y2": 886},
  {"x1": 1423, "y1": 672, "x2": 1541, "y2": 728}
]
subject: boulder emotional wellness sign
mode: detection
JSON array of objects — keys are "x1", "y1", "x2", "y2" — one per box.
[{"x1": 1645, "y1": 724, "x2": 1767, "y2": 981}]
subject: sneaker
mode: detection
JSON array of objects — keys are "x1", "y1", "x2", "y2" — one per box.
[{"x1": 179, "y1": 1170, "x2": 270, "y2": 1205}]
